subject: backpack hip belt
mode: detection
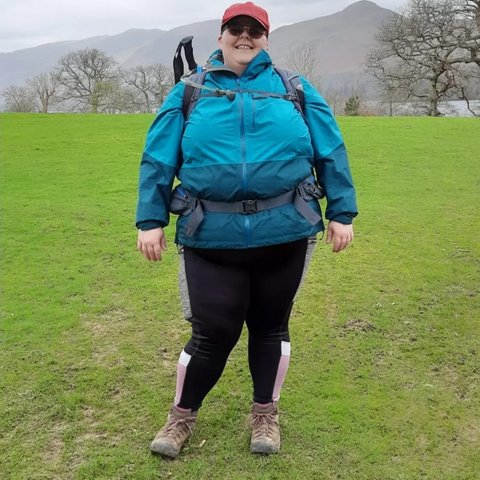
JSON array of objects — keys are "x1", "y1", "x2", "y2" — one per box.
[{"x1": 170, "y1": 176, "x2": 324, "y2": 238}]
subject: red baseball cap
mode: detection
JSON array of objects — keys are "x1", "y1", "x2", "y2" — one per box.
[{"x1": 221, "y1": 2, "x2": 270, "y2": 35}]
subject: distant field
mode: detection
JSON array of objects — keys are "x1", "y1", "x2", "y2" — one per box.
[{"x1": 1, "y1": 114, "x2": 479, "y2": 480}]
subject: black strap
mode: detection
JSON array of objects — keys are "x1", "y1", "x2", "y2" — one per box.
[
  {"x1": 178, "y1": 178, "x2": 324, "y2": 237},
  {"x1": 183, "y1": 201, "x2": 204, "y2": 238},
  {"x1": 201, "y1": 190, "x2": 296, "y2": 214}
]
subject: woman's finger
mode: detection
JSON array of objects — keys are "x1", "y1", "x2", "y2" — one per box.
[
  {"x1": 143, "y1": 243, "x2": 152, "y2": 261},
  {"x1": 147, "y1": 245, "x2": 158, "y2": 262},
  {"x1": 160, "y1": 235, "x2": 167, "y2": 252},
  {"x1": 154, "y1": 244, "x2": 162, "y2": 261}
]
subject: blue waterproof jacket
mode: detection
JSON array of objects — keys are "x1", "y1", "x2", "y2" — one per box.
[{"x1": 136, "y1": 49, "x2": 358, "y2": 249}]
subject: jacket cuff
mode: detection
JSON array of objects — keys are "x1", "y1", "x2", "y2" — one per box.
[
  {"x1": 329, "y1": 213, "x2": 357, "y2": 225},
  {"x1": 136, "y1": 220, "x2": 163, "y2": 231}
]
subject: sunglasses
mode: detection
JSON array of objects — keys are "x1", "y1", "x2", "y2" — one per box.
[{"x1": 225, "y1": 24, "x2": 267, "y2": 39}]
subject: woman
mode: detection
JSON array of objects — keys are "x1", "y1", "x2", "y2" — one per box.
[{"x1": 136, "y1": 1, "x2": 357, "y2": 458}]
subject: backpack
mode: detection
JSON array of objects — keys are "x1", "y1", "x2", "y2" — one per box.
[{"x1": 173, "y1": 36, "x2": 306, "y2": 122}]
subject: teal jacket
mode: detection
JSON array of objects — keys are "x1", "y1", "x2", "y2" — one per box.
[{"x1": 136, "y1": 49, "x2": 357, "y2": 249}]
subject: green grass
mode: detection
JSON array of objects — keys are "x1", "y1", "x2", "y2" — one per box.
[{"x1": 1, "y1": 113, "x2": 479, "y2": 480}]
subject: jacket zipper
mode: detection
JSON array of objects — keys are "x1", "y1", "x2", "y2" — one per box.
[{"x1": 237, "y1": 79, "x2": 251, "y2": 247}]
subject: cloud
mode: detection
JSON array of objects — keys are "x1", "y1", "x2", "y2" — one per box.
[{"x1": 0, "y1": 0, "x2": 403, "y2": 52}]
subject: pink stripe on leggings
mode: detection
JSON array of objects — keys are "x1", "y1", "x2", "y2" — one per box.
[
  {"x1": 272, "y1": 342, "x2": 291, "y2": 402},
  {"x1": 174, "y1": 351, "x2": 191, "y2": 406}
]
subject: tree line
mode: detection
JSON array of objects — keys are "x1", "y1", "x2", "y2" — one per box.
[
  {"x1": 3, "y1": 39, "x2": 367, "y2": 116},
  {"x1": 3, "y1": 0, "x2": 479, "y2": 116},
  {"x1": 2, "y1": 48, "x2": 174, "y2": 114}
]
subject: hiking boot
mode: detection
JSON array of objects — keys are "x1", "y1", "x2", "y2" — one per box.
[
  {"x1": 249, "y1": 402, "x2": 280, "y2": 454},
  {"x1": 150, "y1": 405, "x2": 197, "y2": 458}
]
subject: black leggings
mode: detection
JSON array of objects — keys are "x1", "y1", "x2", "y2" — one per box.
[{"x1": 176, "y1": 238, "x2": 309, "y2": 411}]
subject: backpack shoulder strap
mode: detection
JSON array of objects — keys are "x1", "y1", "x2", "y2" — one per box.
[
  {"x1": 182, "y1": 70, "x2": 208, "y2": 120},
  {"x1": 274, "y1": 68, "x2": 305, "y2": 119}
]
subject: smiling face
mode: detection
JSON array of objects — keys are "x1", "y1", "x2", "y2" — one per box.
[{"x1": 218, "y1": 15, "x2": 268, "y2": 76}]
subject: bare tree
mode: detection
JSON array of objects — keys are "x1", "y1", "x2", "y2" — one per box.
[
  {"x1": 56, "y1": 48, "x2": 120, "y2": 113},
  {"x1": 379, "y1": 87, "x2": 409, "y2": 116},
  {"x1": 99, "y1": 79, "x2": 141, "y2": 114},
  {"x1": 286, "y1": 42, "x2": 324, "y2": 90},
  {"x1": 26, "y1": 72, "x2": 58, "y2": 113},
  {"x1": 150, "y1": 64, "x2": 174, "y2": 108},
  {"x1": 2, "y1": 85, "x2": 37, "y2": 112},
  {"x1": 122, "y1": 66, "x2": 152, "y2": 113},
  {"x1": 122, "y1": 64, "x2": 174, "y2": 113},
  {"x1": 365, "y1": 0, "x2": 480, "y2": 117},
  {"x1": 459, "y1": 0, "x2": 480, "y2": 83},
  {"x1": 324, "y1": 87, "x2": 345, "y2": 116},
  {"x1": 450, "y1": 62, "x2": 480, "y2": 115}
]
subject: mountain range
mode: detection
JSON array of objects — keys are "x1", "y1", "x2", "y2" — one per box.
[{"x1": 0, "y1": 1, "x2": 393, "y2": 95}]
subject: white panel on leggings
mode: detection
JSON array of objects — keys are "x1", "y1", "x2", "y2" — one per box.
[
  {"x1": 179, "y1": 350, "x2": 191, "y2": 367},
  {"x1": 281, "y1": 341, "x2": 291, "y2": 356}
]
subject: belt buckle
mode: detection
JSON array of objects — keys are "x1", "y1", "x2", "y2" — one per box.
[{"x1": 242, "y1": 199, "x2": 257, "y2": 214}]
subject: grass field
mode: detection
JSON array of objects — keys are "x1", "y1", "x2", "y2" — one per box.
[{"x1": 1, "y1": 113, "x2": 479, "y2": 480}]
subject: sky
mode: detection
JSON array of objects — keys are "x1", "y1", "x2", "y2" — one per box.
[{"x1": 0, "y1": 0, "x2": 404, "y2": 53}]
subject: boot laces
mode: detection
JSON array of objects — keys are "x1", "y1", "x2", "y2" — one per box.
[
  {"x1": 251, "y1": 410, "x2": 278, "y2": 438},
  {"x1": 162, "y1": 416, "x2": 195, "y2": 438}
]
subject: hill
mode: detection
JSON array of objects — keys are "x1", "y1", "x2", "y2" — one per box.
[{"x1": 0, "y1": 1, "x2": 391, "y2": 95}]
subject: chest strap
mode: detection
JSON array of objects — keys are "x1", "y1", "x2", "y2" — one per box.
[{"x1": 170, "y1": 177, "x2": 324, "y2": 238}]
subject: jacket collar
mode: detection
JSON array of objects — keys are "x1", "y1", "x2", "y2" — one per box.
[{"x1": 207, "y1": 49, "x2": 272, "y2": 79}]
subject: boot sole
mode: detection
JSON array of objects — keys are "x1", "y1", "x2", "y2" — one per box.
[
  {"x1": 250, "y1": 440, "x2": 280, "y2": 454},
  {"x1": 150, "y1": 441, "x2": 180, "y2": 458}
]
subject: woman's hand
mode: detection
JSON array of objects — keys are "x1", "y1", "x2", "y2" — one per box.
[
  {"x1": 326, "y1": 221, "x2": 354, "y2": 253},
  {"x1": 137, "y1": 227, "x2": 167, "y2": 261}
]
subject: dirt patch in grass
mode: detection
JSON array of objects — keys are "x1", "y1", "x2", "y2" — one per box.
[
  {"x1": 445, "y1": 283, "x2": 480, "y2": 298},
  {"x1": 101, "y1": 308, "x2": 129, "y2": 322},
  {"x1": 342, "y1": 318, "x2": 375, "y2": 332},
  {"x1": 462, "y1": 423, "x2": 479, "y2": 443},
  {"x1": 83, "y1": 405, "x2": 99, "y2": 428},
  {"x1": 78, "y1": 432, "x2": 109, "y2": 442},
  {"x1": 82, "y1": 308, "x2": 130, "y2": 335},
  {"x1": 43, "y1": 423, "x2": 65, "y2": 466},
  {"x1": 78, "y1": 406, "x2": 122, "y2": 449},
  {"x1": 92, "y1": 344, "x2": 125, "y2": 369}
]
